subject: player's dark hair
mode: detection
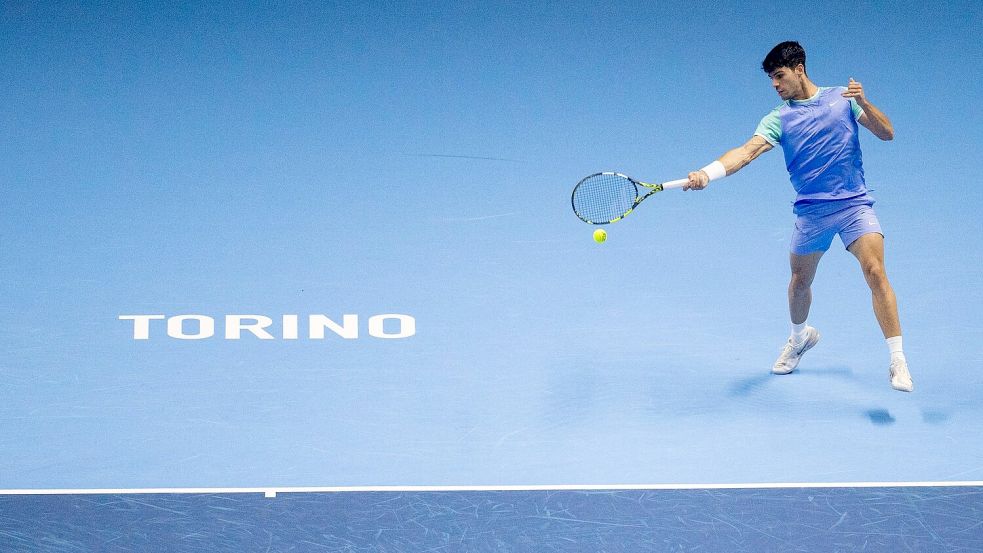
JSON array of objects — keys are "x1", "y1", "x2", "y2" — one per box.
[{"x1": 762, "y1": 41, "x2": 806, "y2": 74}]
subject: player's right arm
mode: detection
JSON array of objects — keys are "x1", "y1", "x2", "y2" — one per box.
[{"x1": 684, "y1": 135, "x2": 773, "y2": 190}]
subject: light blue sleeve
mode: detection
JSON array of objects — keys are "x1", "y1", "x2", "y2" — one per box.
[
  {"x1": 754, "y1": 107, "x2": 782, "y2": 145},
  {"x1": 849, "y1": 97, "x2": 864, "y2": 120},
  {"x1": 838, "y1": 85, "x2": 864, "y2": 120}
]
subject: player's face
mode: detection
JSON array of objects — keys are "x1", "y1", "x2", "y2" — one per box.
[{"x1": 769, "y1": 65, "x2": 807, "y2": 100}]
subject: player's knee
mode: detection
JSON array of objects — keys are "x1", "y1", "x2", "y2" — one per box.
[
  {"x1": 789, "y1": 272, "x2": 812, "y2": 291},
  {"x1": 862, "y1": 262, "x2": 888, "y2": 287}
]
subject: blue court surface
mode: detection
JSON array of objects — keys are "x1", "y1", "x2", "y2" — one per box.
[{"x1": 2, "y1": 1, "x2": 982, "y2": 551}]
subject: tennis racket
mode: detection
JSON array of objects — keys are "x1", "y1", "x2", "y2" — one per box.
[{"x1": 571, "y1": 172, "x2": 688, "y2": 224}]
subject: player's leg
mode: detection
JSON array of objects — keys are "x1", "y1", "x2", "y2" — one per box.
[
  {"x1": 773, "y1": 249, "x2": 825, "y2": 375},
  {"x1": 789, "y1": 250, "x2": 824, "y2": 326},
  {"x1": 846, "y1": 232, "x2": 901, "y2": 338},
  {"x1": 773, "y1": 213, "x2": 836, "y2": 375},
  {"x1": 844, "y1": 214, "x2": 913, "y2": 392}
]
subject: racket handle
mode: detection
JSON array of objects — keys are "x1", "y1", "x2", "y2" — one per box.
[{"x1": 661, "y1": 178, "x2": 689, "y2": 190}]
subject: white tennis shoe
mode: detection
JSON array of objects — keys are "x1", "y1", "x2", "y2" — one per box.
[
  {"x1": 890, "y1": 358, "x2": 914, "y2": 392},
  {"x1": 772, "y1": 327, "x2": 820, "y2": 375}
]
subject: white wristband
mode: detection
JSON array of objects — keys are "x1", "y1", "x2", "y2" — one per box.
[{"x1": 700, "y1": 160, "x2": 726, "y2": 181}]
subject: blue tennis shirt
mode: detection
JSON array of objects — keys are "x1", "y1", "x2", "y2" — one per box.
[{"x1": 755, "y1": 87, "x2": 871, "y2": 215}]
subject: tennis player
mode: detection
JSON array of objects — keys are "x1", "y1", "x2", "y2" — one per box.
[{"x1": 684, "y1": 41, "x2": 913, "y2": 392}]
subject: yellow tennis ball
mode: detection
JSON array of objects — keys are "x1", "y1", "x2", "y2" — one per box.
[{"x1": 593, "y1": 229, "x2": 607, "y2": 243}]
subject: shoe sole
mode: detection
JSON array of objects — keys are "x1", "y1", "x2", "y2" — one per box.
[{"x1": 891, "y1": 376, "x2": 914, "y2": 392}]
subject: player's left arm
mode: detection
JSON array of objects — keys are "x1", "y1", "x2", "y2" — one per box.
[{"x1": 843, "y1": 77, "x2": 894, "y2": 141}]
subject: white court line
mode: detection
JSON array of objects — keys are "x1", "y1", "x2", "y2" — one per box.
[{"x1": 2, "y1": 481, "x2": 982, "y2": 498}]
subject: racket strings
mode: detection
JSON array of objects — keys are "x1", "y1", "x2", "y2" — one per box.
[{"x1": 572, "y1": 173, "x2": 638, "y2": 223}]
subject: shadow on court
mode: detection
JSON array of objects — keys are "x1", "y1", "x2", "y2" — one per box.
[
  {"x1": 725, "y1": 367, "x2": 954, "y2": 427},
  {"x1": 729, "y1": 365, "x2": 857, "y2": 397},
  {"x1": 864, "y1": 409, "x2": 951, "y2": 426},
  {"x1": 866, "y1": 408, "x2": 896, "y2": 425},
  {"x1": 921, "y1": 410, "x2": 951, "y2": 425}
]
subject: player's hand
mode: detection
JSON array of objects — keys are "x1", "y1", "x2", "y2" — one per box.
[
  {"x1": 684, "y1": 170, "x2": 710, "y2": 191},
  {"x1": 842, "y1": 77, "x2": 867, "y2": 106}
]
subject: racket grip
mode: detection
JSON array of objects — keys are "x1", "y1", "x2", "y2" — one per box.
[{"x1": 661, "y1": 178, "x2": 689, "y2": 190}]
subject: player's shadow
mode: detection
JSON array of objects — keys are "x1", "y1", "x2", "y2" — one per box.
[
  {"x1": 729, "y1": 367, "x2": 922, "y2": 428},
  {"x1": 865, "y1": 409, "x2": 951, "y2": 426},
  {"x1": 865, "y1": 408, "x2": 895, "y2": 425},
  {"x1": 728, "y1": 366, "x2": 855, "y2": 397},
  {"x1": 728, "y1": 373, "x2": 772, "y2": 396}
]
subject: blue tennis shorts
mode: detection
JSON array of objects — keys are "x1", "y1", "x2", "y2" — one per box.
[{"x1": 791, "y1": 203, "x2": 883, "y2": 255}]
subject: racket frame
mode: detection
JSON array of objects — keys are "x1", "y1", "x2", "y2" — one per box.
[{"x1": 571, "y1": 172, "x2": 688, "y2": 225}]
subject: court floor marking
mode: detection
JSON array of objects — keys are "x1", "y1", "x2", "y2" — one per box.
[{"x1": 2, "y1": 481, "x2": 981, "y2": 498}]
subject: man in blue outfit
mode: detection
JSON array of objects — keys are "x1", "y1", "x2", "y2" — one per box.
[{"x1": 685, "y1": 41, "x2": 913, "y2": 392}]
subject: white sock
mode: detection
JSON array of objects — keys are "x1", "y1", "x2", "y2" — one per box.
[
  {"x1": 791, "y1": 322, "x2": 809, "y2": 344},
  {"x1": 887, "y1": 336, "x2": 905, "y2": 362}
]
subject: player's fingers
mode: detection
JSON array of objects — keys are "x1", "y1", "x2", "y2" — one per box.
[
  {"x1": 686, "y1": 172, "x2": 707, "y2": 191},
  {"x1": 685, "y1": 171, "x2": 705, "y2": 191}
]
